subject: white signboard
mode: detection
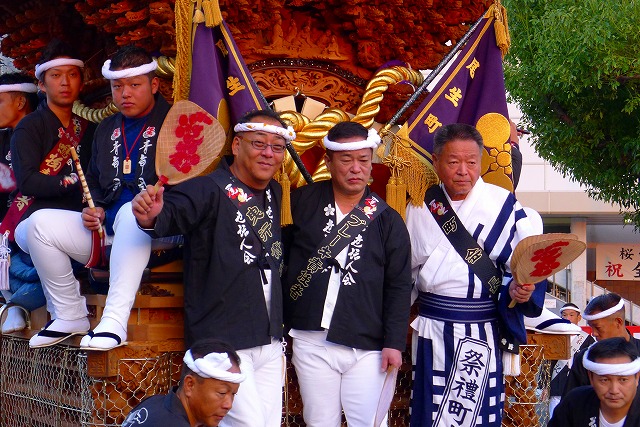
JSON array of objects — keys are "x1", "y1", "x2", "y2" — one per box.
[{"x1": 595, "y1": 243, "x2": 640, "y2": 281}]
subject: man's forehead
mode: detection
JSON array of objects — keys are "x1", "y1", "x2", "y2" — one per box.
[{"x1": 245, "y1": 128, "x2": 286, "y2": 142}]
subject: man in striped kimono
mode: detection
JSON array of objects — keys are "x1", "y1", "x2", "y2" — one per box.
[{"x1": 405, "y1": 123, "x2": 544, "y2": 427}]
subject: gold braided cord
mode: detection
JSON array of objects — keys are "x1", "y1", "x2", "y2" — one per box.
[
  {"x1": 285, "y1": 108, "x2": 351, "y2": 151},
  {"x1": 279, "y1": 66, "x2": 423, "y2": 186},
  {"x1": 173, "y1": 0, "x2": 193, "y2": 102},
  {"x1": 351, "y1": 66, "x2": 424, "y2": 128},
  {"x1": 72, "y1": 100, "x2": 119, "y2": 123}
]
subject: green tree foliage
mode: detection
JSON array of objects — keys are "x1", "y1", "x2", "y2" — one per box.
[{"x1": 503, "y1": 0, "x2": 640, "y2": 226}]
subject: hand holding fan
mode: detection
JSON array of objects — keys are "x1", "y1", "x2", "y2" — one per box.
[
  {"x1": 508, "y1": 233, "x2": 586, "y2": 308},
  {"x1": 374, "y1": 366, "x2": 399, "y2": 427},
  {"x1": 155, "y1": 100, "x2": 226, "y2": 187}
]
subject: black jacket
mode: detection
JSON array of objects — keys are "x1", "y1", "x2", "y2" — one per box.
[
  {"x1": 10, "y1": 101, "x2": 95, "y2": 219},
  {"x1": 283, "y1": 180, "x2": 412, "y2": 351},
  {"x1": 150, "y1": 156, "x2": 283, "y2": 349},
  {"x1": 564, "y1": 334, "x2": 640, "y2": 397},
  {"x1": 550, "y1": 385, "x2": 640, "y2": 427}
]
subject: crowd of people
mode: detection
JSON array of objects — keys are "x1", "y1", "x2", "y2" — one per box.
[{"x1": 0, "y1": 39, "x2": 639, "y2": 427}]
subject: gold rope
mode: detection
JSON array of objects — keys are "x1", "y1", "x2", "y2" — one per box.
[
  {"x1": 72, "y1": 101, "x2": 119, "y2": 123},
  {"x1": 351, "y1": 66, "x2": 424, "y2": 128},
  {"x1": 279, "y1": 66, "x2": 424, "y2": 188},
  {"x1": 173, "y1": 0, "x2": 193, "y2": 102}
]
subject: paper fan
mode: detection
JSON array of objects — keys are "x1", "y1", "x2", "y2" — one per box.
[
  {"x1": 374, "y1": 367, "x2": 399, "y2": 427},
  {"x1": 156, "y1": 100, "x2": 226, "y2": 185},
  {"x1": 511, "y1": 233, "x2": 586, "y2": 285}
]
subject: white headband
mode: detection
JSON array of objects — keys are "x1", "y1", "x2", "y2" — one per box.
[
  {"x1": 183, "y1": 350, "x2": 246, "y2": 384},
  {"x1": 582, "y1": 299, "x2": 625, "y2": 321},
  {"x1": 234, "y1": 122, "x2": 296, "y2": 141},
  {"x1": 583, "y1": 347, "x2": 640, "y2": 376},
  {"x1": 0, "y1": 83, "x2": 37, "y2": 94},
  {"x1": 35, "y1": 58, "x2": 84, "y2": 80},
  {"x1": 560, "y1": 304, "x2": 580, "y2": 314},
  {"x1": 101, "y1": 59, "x2": 158, "y2": 80},
  {"x1": 323, "y1": 128, "x2": 381, "y2": 151}
]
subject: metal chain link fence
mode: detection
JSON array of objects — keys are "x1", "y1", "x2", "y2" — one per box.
[
  {"x1": 1, "y1": 335, "x2": 550, "y2": 427},
  {"x1": 503, "y1": 345, "x2": 551, "y2": 427}
]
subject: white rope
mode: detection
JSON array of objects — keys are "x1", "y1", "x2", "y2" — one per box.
[
  {"x1": 582, "y1": 299, "x2": 625, "y2": 321},
  {"x1": 183, "y1": 350, "x2": 246, "y2": 383},
  {"x1": 583, "y1": 347, "x2": 640, "y2": 376},
  {"x1": 234, "y1": 122, "x2": 296, "y2": 141},
  {"x1": 35, "y1": 58, "x2": 84, "y2": 80},
  {"x1": 0, "y1": 83, "x2": 37, "y2": 94},
  {"x1": 101, "y1": 59, "x2": 158, "y2": 80},
  {"x1": 323, "y1": 128, "x2": 381, "y2": 151}
]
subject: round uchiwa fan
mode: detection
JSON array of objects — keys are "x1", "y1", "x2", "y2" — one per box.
[
  {"x1": 156, "y1": 100, "x2": 226, "y2": 185},
  {"x1": 511, "y1": 233, "x2": 586, "y2": 284},
  {"x1": 508, "y1": 233, "x2": 586, "y2": 308}
]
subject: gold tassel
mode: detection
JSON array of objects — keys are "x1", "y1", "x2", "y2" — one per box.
[
  {"x1": 279, "y1": 170, "x2": 293, "y2": 226},
  {"x1": 386, "y1": 176, "x2": 397, "y2": 215},
  {"x1": 211, "y1": 0, "x2": 224, "y2": 27},
  {"x1": 173, "y1": 0, "x2": 193, "y2": 102},
  {"x1": 491, "y1": 1, "x2": 510, "y2": 57},
  {"x1": 193, "y1": 0, "x2": 205, "y2": 24},
  {"x1": 202, "y1": 0, "x2": 223, "y2": 27},
  {"x1": 395, "y1": 177, "x2": 407, "y2": 220}
]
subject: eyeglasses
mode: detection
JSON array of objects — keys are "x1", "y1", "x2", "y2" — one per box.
[{"x1": 238, "y1": 136, "x2": 287, "y2": 154}]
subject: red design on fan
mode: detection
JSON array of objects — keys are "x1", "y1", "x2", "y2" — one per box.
[
  {"x1": 169, "y1": 112, "x2": 214, "y2": 173},
  {"x1": 529, "y1": 241, "x2": 570, "y2": 277}
]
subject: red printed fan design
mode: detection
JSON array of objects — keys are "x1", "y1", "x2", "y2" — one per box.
[{"x1": 157, "y1": 100, "x2": 225, "y2": 184}]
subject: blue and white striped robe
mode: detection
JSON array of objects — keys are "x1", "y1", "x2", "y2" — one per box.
[{"x1": 406, "y1": 178, "x2": 536, "y2": 427}]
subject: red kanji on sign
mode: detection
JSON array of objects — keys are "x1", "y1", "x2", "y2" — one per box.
[{"x1": 529, "y1": 241, "x2": 570, "y2": 277}]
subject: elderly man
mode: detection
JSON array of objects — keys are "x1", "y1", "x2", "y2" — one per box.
[
  {"x1": 406, "y1": 123, "x2": 543, "y2": 426},
  {"x1": 122, "y1": 339, "x2": 245, "y2": 427},
  {"x1": 23, "y1": 45, "x2": 171, "y2": 349},
  {"x1": 283, "y1": 121, "x2": 412, "y2": 427},
  {"x1": 549, "y1": 337, "x2": 640, "y2": 427},
  {"x1": 564, "y1": 293, "x2": 640, "y2": 396},
  {"x1": 132, "y1": 109, "x2": 292, "y2": 427}
]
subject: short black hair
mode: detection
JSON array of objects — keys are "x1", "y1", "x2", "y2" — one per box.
[
  {"x1": 180, "y1": 339, "x2": 241, "y2": 383},
  {"x1": 0, "y1": 73, "x2": 39, "y2": 111},
  {"x1": 326, "y1": 121, "x2": 368, "y2": 142},
  {"x1": 108, "y1": 45, "x2": 156, "y2": 80},
  {"x1": 585, "y1": 293, "x2": 624, "y2": 318},
  {"x1": 432, "y1": 123, "x2": 483, "y2": 155},
  {"x1": 37, "y1": 39, "x2": 80, "y2": 65},
  {"x1": 236, "y1": 109, "x2": 287, "y2": 130},
  {"x1": 586, "y1": 337, "x2": 639, "y2": 363}
]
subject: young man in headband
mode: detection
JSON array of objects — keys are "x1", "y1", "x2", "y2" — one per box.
[
  {"x1": 123, "y1": 339, "x2": 245, "y2": 427},
  {"x1": 564, "y1": 293, "x2": 640, "y2": 396},
  {"x1": 282, "y1": 121, "x2": 412, "y2": 427},
  {"x1": 550, "y1": 337, "x2": 640, "y2": 427},
  {"x1": 23, "y1": 45, "x2": 171, "y2": 349},
  {"x1": 6, "y1": 40, "x2": 96, "y2": 337},
  {"x1": 0, "y1": 72, "x2": 44, "y2": 334},
  {"x1": 133, "y1": 109, "x2": 292, "y2": 427}
]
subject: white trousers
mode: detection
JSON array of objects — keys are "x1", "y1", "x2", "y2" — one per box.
[
  {"x1": 15, "y1": 203, "x2": 154, "y2": 330},
  {"x1": 292, "y1": 337, "x2": 387, "y2": 427},
  {"x1": 220, "y1": 339, "x2": 285, "y2": 427}
]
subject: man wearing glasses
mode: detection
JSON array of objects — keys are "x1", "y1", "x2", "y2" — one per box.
[{"x1": 132, "y1": 109, "x2": 293, "y2": 427}]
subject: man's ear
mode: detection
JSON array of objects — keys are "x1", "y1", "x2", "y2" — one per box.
[
  {"x1": 182, "y1": 374, "x2": 196, "y2": 398},
  {"x1": 587, "y1": 370, "x2": 594, "y2": 386}
]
